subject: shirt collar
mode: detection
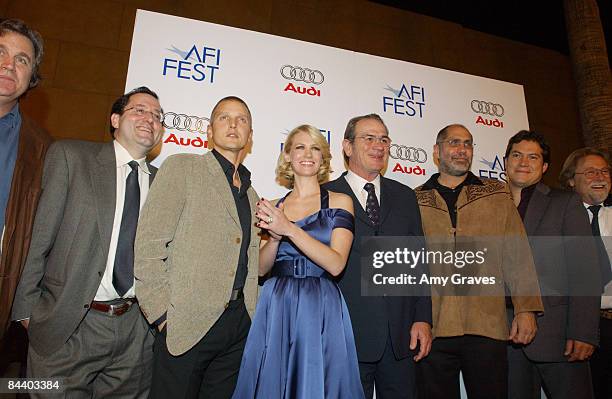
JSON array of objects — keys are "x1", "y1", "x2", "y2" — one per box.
[
  {"x1": 422, "y1": 171, "x2": 483, "y2": 190},
  {"x1": 345, "y1": 169, "x2": 381, "y2": 194},
  {"x1": 113, "y1": 140, "x2": 150, "y2": 174},
  {"x1": 212, "y1": 149, "x2": 251, "y2": 188},
  {"x1": 0, "y1": 103, "x2": 21, "y2": 130}
]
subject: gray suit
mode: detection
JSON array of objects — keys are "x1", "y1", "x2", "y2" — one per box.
[
  {"x1": 508, "y1": 182, "x2": 600, "y2": 399},
  {"x1": 12, "y1": 140, "x2": 156, "y2": 397}
]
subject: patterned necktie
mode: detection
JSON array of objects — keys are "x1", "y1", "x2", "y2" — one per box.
[
  {"x1": 588, "y1": 205, "x2": 612, "y2": 287},
  {"x1": 364, "y1": 183, "x2": 380, "y2": 226},
  {"x1": 113, "y1": 161, "x2": 140, "y2": 296}
]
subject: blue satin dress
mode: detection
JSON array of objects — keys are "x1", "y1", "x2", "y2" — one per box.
[{"x1": 231, "y1": 188, "x2": 364, "y2": 399}]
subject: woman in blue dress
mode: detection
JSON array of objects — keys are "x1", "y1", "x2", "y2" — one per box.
[{"x1": 231, "y1": 125, "x2": 365, "y2": 399}]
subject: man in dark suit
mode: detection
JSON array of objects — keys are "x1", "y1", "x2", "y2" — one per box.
[
  {"x1": 505, "y1": 131, "x2": 601, "y2": 399},
  {"x1": 0, "y1": 19, "x2": 51, "y2": 367},
  {"x1": 323, "y1": 113, "x2": 432, "y2": 399},
  {"x1": 11, "y1": 86, "x2": 164, "y2": 398}
]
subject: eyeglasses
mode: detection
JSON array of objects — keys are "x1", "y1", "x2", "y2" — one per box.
[
  {"x1": 124, "y1": 106, "x2": 163, "y2": 123},
  {"x1": 575, "y1": 168, "x2": 611, "y2": 179},
  {"x1": 437, "y1": 139, "x2": 475, "y2": 149},
  {"x1": 354, "y1": 135, "x2": 392, "y2": 147}
]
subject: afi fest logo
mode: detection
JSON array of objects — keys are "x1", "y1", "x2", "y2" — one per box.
[
  {"x1": 471, "y1": 100, "x2": 505, "y2": 129},
  {"x1": 162, "y1": 112, "x2": 210, "y2": 149},
  {"x1": 162, "y1": 44, "x2": 221, "y2": 84},
  {"x1": 478, "y1": 155, "x2": 507, "y2": 182},
  {"x1": 382, "y1": 83, "x2": 426, "y2": 118},
  {"x1": 281, "y1": 64, "x2": 323, "y2": 98}
]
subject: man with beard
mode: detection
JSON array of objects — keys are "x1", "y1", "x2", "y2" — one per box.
[
  {"x1": 560, "y1": 148, "x2": 612, "y2": 399},
  {"x1": 415, "y1": 124, "x2": 543, "y2": 399}
]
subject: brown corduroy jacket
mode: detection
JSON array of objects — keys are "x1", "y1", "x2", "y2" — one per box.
[{"x1": 0, "y1": 114, "x2": 52, "y2": 338}]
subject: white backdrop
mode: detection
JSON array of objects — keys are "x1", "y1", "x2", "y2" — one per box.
[
  {"x1": 126, "y1": 10, "x2": 527, "y2": 199},
  {"x1": 126, "y1": 9, "x2": 542, "y2": 398}
]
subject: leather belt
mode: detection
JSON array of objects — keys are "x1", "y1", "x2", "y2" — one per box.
[
  {"x1": 601, "y1": 309, "x2": 612, "y2": 320},
  {"x1": 272, "y1": 258, "x2": 330, "y2": 279},
  {"x1": 90, "y1": 299, "x2": 136, "y2": 316}
]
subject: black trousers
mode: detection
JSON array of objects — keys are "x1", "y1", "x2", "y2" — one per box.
[
  {"x1": 417, "y1": 335, "x2": 508, "y2": 399},
  {"x1": 358, "y1": 332, "x2": 416, "y2": 399},
  {"x1": 591, "y1": 316, "x2": 612, "y2": 399},
  {"x1": 148, "y1": 299, "x2": 250, "y2": 399}
]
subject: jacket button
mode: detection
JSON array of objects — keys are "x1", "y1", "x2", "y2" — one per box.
[
  {"x1": 235, "y1": 237, "x2": 241, "y2": 244},
  {"x1": 84, "y1": 304, "x2": 90, "y2": 309},
  {"x1": 229, "y1": 270, "x2": 236, "y2": 277}
]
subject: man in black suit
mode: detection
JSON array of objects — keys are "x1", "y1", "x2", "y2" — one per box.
[
  {"x1": 323, "y1": 113, "x2": 432, "y2": 399},
  {"x1": 505, "y1": 131, "x2": 600, "y2": 399}
]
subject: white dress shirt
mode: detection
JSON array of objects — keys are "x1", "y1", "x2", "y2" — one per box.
[
  {"x1": 584, "y1": 202, "x2": 612, "y2": 309},
  {"x1": 344, "y1": 170, "x2": 381, "y2": 211},
  {"x1": 94, "y1": 141, "x2": 151, "y2": 301}
]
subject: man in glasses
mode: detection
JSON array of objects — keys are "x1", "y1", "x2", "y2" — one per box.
[
  {"x1": 505, "y1": 131, "x2": 600, "y2": 399},
  {"x1": 324, "y1": 113, "x2": 432, "y2": 399},
  {"x1": 12, "y1": 86, "x2": 164, "y2": 398},
  {"x1": 560, "y1": 147, "x2": 612, "y2": 399},
  {"x1": 415, "y1": 124, "x2": 543, "y2": 399}
]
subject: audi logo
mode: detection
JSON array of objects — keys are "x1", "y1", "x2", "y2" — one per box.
[
  {"x1": 280, "y1": 65, "x2": 324, "y2": 85},
  {"x1": 162, "y1": 112, "x2": 209, "y2": 134},
  {"x1": 471, "y1": 100, "x2": 505, "y2": 117},
  {"x1": 389, "y1": 144, "x2": 427, "y2": 163}
]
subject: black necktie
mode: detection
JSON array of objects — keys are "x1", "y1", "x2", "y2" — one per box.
[
  {"x1": 113, "y1": 161, "x2": 140, "y2": 296},
  {"x1": 588, "y1": 205, "x2": 612, "y2": 287},
  {"x1": 364, "y1": 183, "x2": 380, "y2": 226}
]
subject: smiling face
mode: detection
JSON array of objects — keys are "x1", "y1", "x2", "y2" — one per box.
[
  {"x1": 343, "y1": 117, "x2": 390, "y2": 181},
  {"x1": 111, "y1": 93, "x2": 164, "y2": 159},
  {"x1": 505, "y1": 140, "x2": 548, "y2": 189},
  {"x1": 285, "y1": 130, "x2": 323, "y2": 178},
  {"x1": 570, "y1": 154, "x2": 611, "y2": 206},
  {"x1": 0, "y1": 31, "x2": 35, "y2": 112},
  {"x1": 434, "y1": 125, "x2": 473, "y2": 178},
  {"x1": 207, "y1": 99, "x2": 252, "y2": 158}
]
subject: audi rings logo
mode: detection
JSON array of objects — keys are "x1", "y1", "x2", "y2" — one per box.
[
  {"x1": 471, "y1": 100, "x2": 505, "y2": 117},
  {"x1": 162, "y1": 112, "x2": 209, "y2": 134},
  {"x1": 280, "y1": 65, "x2": 324, "y2": 85},
  {"x1": 389, "y1": 144, "x2": 427, "y2": 163}
]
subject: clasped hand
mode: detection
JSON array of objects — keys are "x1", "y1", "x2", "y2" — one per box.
[{"x1": 256, "y1": 198, "x2": 293, "y2": 240}]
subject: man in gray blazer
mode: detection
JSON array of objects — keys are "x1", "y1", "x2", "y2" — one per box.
[
  {"x1": 505, "y1": 131, "x2": 601, "y2": 399},
  {"x1": 12, "y1": 86, "x2": 165, "y2": 398},
  {"x1": 134, "y1": 96, "x2": 260, "y2": 399}
]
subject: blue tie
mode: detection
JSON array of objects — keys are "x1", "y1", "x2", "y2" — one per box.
[
  {"x1": 113, "y1": 161, "x2": 140, "y2": 296},
  {"x1": 364, "y1": 183, "x2": 380, "y2": 226}
]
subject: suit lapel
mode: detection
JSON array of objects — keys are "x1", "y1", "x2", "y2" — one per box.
[
  {"x1": 524, "y1": 183, "x2": 551, "y2": 235},
  {"x1": 90, "y1": 143, "x2": 117, "y2": 259},
  {"x1": 379, "y1": 177, "x2": 393, "y2": 225},
  {"x1": 335, "y1": 174, "x2": 371, "y2": 226},
  {"x1": 203, "y1": 152, "x2": 240, "y2": 228}
]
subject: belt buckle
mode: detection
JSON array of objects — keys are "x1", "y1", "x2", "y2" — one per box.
[{"x1": 294, "y1": 258, "x2": 307, "y2": 279}]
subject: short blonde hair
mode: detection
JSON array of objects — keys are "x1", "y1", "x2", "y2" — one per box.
[{"x1": 276, "y1": 124, "x2": 332, "y2": 188}]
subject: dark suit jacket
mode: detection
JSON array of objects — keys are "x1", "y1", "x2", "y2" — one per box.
[
  {"x1": 0, "y1": 114, "x2": 51, "y2": 338},
  {"x1": 520, "y1": 182, "x2": 601, "y2": 362},
  {"x1": 11, "y1": 140, "x2": 156, "y2": 357},
  {"x1": 324, "y1": 173, "x2": 432, "y2": 362}
]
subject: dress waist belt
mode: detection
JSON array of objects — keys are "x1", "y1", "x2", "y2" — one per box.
[{"x1": 272, "y1": 258, "x2": 331, "y2": 279}]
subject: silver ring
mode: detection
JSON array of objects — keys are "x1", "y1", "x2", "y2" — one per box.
[{"x1": 267, "y1": 216, "x2": 273, "y2": 224}]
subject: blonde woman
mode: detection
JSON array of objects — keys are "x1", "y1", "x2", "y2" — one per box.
[{"x1": 232, "y1": 125, "x2": 364, "y2": 398}]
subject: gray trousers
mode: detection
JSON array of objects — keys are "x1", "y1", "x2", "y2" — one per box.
[
  {"x1": 507, "y1": 344, "x2": 594, "y2": 399},
  {"x1": 27, "y1": 303, "x2": 154, "y2": 398}
]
